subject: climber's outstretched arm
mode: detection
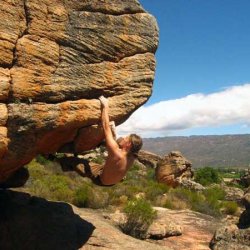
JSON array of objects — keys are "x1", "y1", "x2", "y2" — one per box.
[{"x1": 99, "y1": 96, "x2": 121, "y2": 158}]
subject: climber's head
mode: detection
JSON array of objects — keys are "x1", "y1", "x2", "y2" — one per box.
[{"x1": 117, "y1": 134, "x2": 142, "y2": 157}]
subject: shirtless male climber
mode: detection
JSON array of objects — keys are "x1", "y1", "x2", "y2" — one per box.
[{"x1": 59, "y1": 96, "x2": 143, "y2": 186}]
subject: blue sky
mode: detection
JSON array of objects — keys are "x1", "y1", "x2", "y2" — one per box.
[{"x1": 117, "y1": 0, "x2": 250, "y2": 137}]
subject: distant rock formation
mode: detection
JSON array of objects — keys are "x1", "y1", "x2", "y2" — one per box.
[
  {"x1": 0, "y1": 0, "x2": 158, "y2": 183},
  {"x1": 155, "y1": 151, "x2": 193, "y2": 187}
]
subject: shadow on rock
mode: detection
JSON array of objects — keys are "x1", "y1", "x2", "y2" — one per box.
[{"x1": 0, "y1": 190, "x2": 95, "y2": 250}]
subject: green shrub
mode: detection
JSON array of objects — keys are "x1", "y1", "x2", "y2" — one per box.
[
  {"x1": 194, "y1": 167, "x2": 221, "y2": 186},
  {"x1": 164, "y1": 199, "x2": 175, "y2": 209},
  {"x1": 26, "y1": 159, "x2": 48, "y2": 180},
  {"x1": 36, "y1": 154, "x2": 51, "y2": 165},
  {"x1": 73, "y1": 184, "x2": 90, "y2": 207},
  {"x1": 222, "y1": 201, "x2": 238, "y2": 215},
  {"x1": 145, "y1": 180, "x2": 169, "y2": 203},
  {"x1": 203, "y1": 186, "x2": 226, "y2": 201},
  {"x1": 167, "y1": 187, "x2": 223, "y2": 217},
  {"x1": 120, "y1": 198, "x2": 157, "y2": 239},
  {"x1": 30, "y1": 175, "x2": 74, "y2": 202},
  {"x1": 192, "y1": 186, "x2": 225, "y2": 217},
  {"x1": 85, "y1": 188, "x2": 110, "y2": 209},
  {"x1": 171, "y1": 188, "x2": 205, "y2": 207}
]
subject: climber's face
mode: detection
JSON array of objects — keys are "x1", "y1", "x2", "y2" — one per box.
[{"x1": 117, "y1": 136, "x2": 131, "y2": 150}]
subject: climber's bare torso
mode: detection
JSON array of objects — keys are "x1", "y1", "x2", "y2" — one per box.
[
  {"x1": 99, "y1": 142, "x2": 135, "y2": 185},
  {"x1": 98, "y1": 97, "x2": 135, "y2": 186}
]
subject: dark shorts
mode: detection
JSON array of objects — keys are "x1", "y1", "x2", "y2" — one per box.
[
  {"x1": 92, "y1": 175, "x2": 115, "y2": 187},
  {"x1": 59, "y1": 156, "x2": 115, "y2": 187}
]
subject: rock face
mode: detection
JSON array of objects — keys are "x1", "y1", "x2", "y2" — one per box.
[
  {"x1": 223, "y1": 185, "x2": 244, "y2": 203},
  {"x1": 210, "y1": 224, "x2": 250, "y2": 250},
  {"x1": 210, "y1": 188, "x2": 250, "y2": 250},
  {"x1": 0, "y1": 0, "x2": 158, "y2": 183},
  {"x1": 108, "y1": 207, "x2": 221, "y2": 250},
  {"x1": 239, "y1": 187, "x2": 250, "y2": 228},
  {"x1": 138, "y1": 150, "x2": 163, "y2": 168},
  {"x1": 240, "y1": 170, "x2": 250, "y2": 187},
  {"x1": 0, "y1": 190, "x2": 169, "y2": 250},
  {"x1": 155, "y1": 151, "x2": 193, "y2": 187}
]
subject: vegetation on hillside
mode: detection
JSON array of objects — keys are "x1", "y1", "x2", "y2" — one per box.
[
  {"x1": 19, "y1": 155, "x2": 240, "y2": 220},
  {"x1": 194, "y1": 167, "x2": 222, "y2": 186}
]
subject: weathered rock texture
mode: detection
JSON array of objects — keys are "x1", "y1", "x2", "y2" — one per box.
[
  {"x1": 210, "y1": 224, "x2": 250, "y2": 250},
  {"x1": 108, "y1": 207, "x2": 222, "y2": 250},
  {"x1": 210, "y1": 188, "x2": 250, "y2": 250},
  {"x1": 0, "y1": 190, "x2": 169, "y2": 250},
  {"x1": 138, "y1": 150, "x2": 163, "y2": 168},
  {"x1": 239, "y1": 187, "x2": 250, "y2": 228},
  {"x1": 155, "y1": 151, "x2": 193, "y2": 187},
  {"x1": 0, "y1": 0, "x2": 158, "y2": 183},
  {"x1": 223, "y1": 185, "x2": 244, "y2": 203},
  {"x1": 240, "y1": 170, "x2": 250, "y2": 187}
]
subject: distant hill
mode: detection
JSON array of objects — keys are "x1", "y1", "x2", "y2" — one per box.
[{"x1": 142, "y1": 134, "x2": 250, "y2": 168}]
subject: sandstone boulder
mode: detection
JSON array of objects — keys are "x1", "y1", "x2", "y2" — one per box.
[
  {"x1": 155, "y1": 151, "x2": 193, "y2": 187},
  {"x1": 223, "y1": 185, "x2": 245, "y2": 203},
  {"x1": 138, "y1": 150, "x2": 163, "y2": 168},
  {"x1": 239, "y1": 187, "x2": 250, "y2": 228},
  {"x1": 0, "y1": 0, "x2": 158, "y2": 183},
  {"x1": 180, "y1": 179, "x2": 205, "y2": 192},
  {"x1": 211, "y1": 188, "x2": 250, "y2": 250},
  {"x1": 240, "y1": 170, "x2": 250, "y2": 187},
  {"x1": 0, "y1": 190, "x2": 169, "y2": 250},
  {"x1": 210, "y1": 224, "x2": 250, "y2": 250}
]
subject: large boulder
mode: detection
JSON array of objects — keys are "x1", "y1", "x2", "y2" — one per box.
[
  {"x1": 240, "y1": 170, "x2": 250, "y2": 187},
  {"x1": 239, "y1": 187, "x2": 250, "y2": 228},
  {"x1": 0, "y1": 190, "x2": 169, "y2": 250},
  {"x1": 223, "y1": 185, "x2": 245, "y2": 203},
  {"x1": 138, "y1": 150, "x2": 163, "y2": 168},
  {"x1": 0, "y1": 0, "x2": 158, "y2": 183},
  {"x1": 210, "y1": 224, "x2": 250, "y2": 250},
  {"x1": 155, "y1": 151, "x2": 193, "y2": 187},
  {"x1": 210, "y1": 188, "x2": 250, "y2": 250}
]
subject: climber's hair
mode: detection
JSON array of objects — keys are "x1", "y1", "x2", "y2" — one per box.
[{"x1": 129, "y1": 134, "x2": 143, "y2": 158}]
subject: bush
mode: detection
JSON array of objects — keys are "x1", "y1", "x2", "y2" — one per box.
[
  {"x1": 195, "y1": 186, "x2": 225, "y2": 217},
  {"x1": 73, "y1": 184, "x2": 90, "y2": 207},
  {"x1": 194, "y1": 167, "x2": 221, "y2": 186},
  {"x1": 30, "y1": 175, "x2": 74, "y2": 202},
  {"x1": 120, "y1": 198, "x2": 157, "y2": 239},
  {"x1": 145, "y1": 180, "x2": 169, "y2": 203},
  {"x1": 85, "y1": 188, "x2": 110, "y2": 209},
  {"x1": 203, "y1": 186, "x2": 226, "y2": 201},
  {"x1": 36, "y1": 154, "x2": 51, "y2": 165},
  {"x1": 170, "y1": 187, "x2": 205, "y2": 208},
  {"x1": 166, "y1": 187, "x2": 224, "y2": 217},
  {"x1": 222, "y1": 201, "x2": 238, "y2": 215},
  {"x1": 26, "y1": 159, "x2": 48, "y2": 180}
]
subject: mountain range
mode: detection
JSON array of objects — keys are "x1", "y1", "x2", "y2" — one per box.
[{"x1": 142, "y1": 134, "x2": 250, "y2": 168}]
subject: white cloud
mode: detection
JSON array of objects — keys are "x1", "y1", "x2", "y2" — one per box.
[{"x1": 117, "y1": 83, "x2": 250, "y2": 137}]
